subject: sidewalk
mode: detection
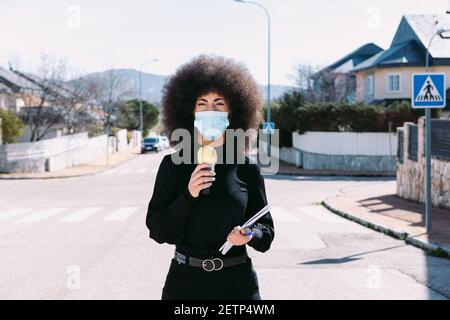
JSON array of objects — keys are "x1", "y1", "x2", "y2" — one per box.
[
  {"x1": 322, "y1": 182, "x2": 450, "y2": 257},
  {"x1": 0, "y1": 146, "x2": 141, "y2": 179}
]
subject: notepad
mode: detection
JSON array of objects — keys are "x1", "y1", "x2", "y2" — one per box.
[{"x1": 219, "y1": 204, "x2": 272, "y2": 255}]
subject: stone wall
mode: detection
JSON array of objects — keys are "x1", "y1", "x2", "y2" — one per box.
[
  {"x1": 301, "y1": 149, "x2": 395, "y2": 172},
  {"x1": 396, "y1": 117, "x2": 450, "y2": 210}
]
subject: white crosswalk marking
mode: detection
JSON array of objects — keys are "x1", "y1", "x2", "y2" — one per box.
[
  {"x1": 134, "y1": 169, "x2": 148, "y2": 174},
  {"x1": 59, "y1": 207, "x2": 104, "y2": 222},
  {"x1": 15, "y1": 208, "x2": 68, "y2": 223},
  {"x1": 101, "y1": 169, "x2": 117, "y2": 175},
  {"x1": 270, "y1": 206, "x2": 302, "y2": 223},
  {"x1": 103, "y1": 207, "x2": 139, "y2": 221},
  {"x1": 297, "y1": 205, "x2": 344, "y2": 223},
  {"x1": 0, "y1": 208, "x2": 33, "y2": 221},
  {"x1": 119, "y1": 169, "x2": 131, "y2": 174}
]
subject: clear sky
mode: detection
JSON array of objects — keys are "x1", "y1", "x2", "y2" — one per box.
[{"x1": 0, "y1": 0, "x2": 448, "y2": 86}]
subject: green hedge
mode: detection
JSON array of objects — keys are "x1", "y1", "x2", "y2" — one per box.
[{"x1": 270, "y1": 91, "x2": 441, "y2": 147}]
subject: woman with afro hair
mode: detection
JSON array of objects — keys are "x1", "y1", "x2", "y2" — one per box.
[{"x1": 146, "y1": 54, "x2": 275, "y2": 300}]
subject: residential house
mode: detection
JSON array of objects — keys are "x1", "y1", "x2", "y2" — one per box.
[
  {"x1": 0, "y1": 66, "x2": 44, "y2": 112},
  {"x1": 352, "y1": 14, "x2": 450, "y2": 110},
  {"x1": 0, "y1": 66, "x2": 104, "y2": 142},
  {"x1": 0, "y1": 82, "x2": 14, "y2": 110},
  {"x1": 312, "y1": 43, "x2": 383, "y2": 102}
]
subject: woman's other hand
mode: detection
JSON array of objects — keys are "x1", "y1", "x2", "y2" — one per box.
[
  {"x1": 226, "y1": 226, "x2": 253, "y2": 246},
  {"x1": 188, "y1": 163, "x2": 216, "y2": 198}
]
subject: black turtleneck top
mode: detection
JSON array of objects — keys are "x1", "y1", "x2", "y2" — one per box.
[{"x1": 145, "y1": 138, "x2": 275, "y2": 259}]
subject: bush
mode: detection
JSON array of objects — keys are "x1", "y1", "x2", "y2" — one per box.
[
  {"x1": 271, "y1": 91, "x2": 435, "y2": 147},
  {"x1": 0, "y1": 109, "x2": 25, "y2": 144}
]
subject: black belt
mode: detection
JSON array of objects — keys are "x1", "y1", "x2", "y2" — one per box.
[{"x1": 174, "y1": 250, "x2": 248, "y2": 272}]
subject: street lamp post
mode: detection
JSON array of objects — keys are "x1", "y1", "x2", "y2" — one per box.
[
  {"x1": 423, "y1": 28, "x2": 450, "y2": 233},
  {"x1": 234, "y1": 0, "x2": 272, "y2": 157},
  {"x1": 138, "y1": 59, "x2": 158, "y2": 140}
]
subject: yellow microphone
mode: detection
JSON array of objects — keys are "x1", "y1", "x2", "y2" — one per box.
[{"x1": 197, "y1": 144, "x2": 217, "y2": 195}]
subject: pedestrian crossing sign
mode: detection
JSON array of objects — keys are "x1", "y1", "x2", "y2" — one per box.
[
  {"x1": 412, "y1": 73, "x2": 446, "y2": 108},
  {"x1": 262, "y1": 122, "x2": 275, "y2": 134}
]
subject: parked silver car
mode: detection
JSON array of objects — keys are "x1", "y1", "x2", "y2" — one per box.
[{"x1": 157, "y1": 135, "x2": 168, "y2": 149}]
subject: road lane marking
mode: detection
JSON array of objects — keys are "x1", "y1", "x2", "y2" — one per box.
[
  {"x1": 134, "y1": 169, "x2": 148, "y2": 173},
  {"x1": 15, "y1": 208, "x2": 68, "y2": 223},
  {"x1": 119, "y1": 169, "x2": 131, "y2": 174},
  {"x1": 0, "y1": 208, "x2": 33, "y2": 221},
  {"x1": 59, "y1": 207, "x2": 104, "y2": 222},
  {"x1": 297, "y1": 205, "x2": 344, "y2": 223},
  {"x1": 103, "y1": 207, "x2": 139, "y2": 221},
  {"x1": 101, "y1": 169, "x2": 117, "y2": 175},
  {"x1": 270, "y1": 206, "x2": 302, "y2": 223}
]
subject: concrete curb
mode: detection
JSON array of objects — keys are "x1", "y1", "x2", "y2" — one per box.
[
  {"x1": 321, "y1": 199, "x2": 450, "y2": 258},
  {"x1": 0, "y1": 151, "x2": 140, "y2": 180}
]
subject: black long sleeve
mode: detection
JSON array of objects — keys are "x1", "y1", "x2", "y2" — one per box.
[
  {"x1": 240, "y1": 161, "x2": 275, "y2": 253},
  {"x1": 146, "y1": 155, "x2": 198, "y2": 244},
  {"x1": 146, "y1": 147, "x2": 275, "y2": 257}
]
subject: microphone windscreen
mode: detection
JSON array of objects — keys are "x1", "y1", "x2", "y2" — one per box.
[
  {"x1": 197, "y1": 145, "x2": 217, "y2": 195},
  {"x1": 197, "y1": 145, "x2": 217, "y2": 165}
]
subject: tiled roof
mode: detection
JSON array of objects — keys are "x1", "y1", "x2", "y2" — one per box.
[
  {"x1": 351, "y1": 14, "x2": 450, "y2": 72},
  {"x1": 0, "y1": 82, "x2": 12, "y2": 93},
  {"x1": 315, "y1": 43, "x2": 383, "y2": 76},
  {"x1": 0, "y1": 67, "x2": 41, "y2": 92},
  {"x1": 352, "y1": 40, "x2": 424, "y2": 71}
]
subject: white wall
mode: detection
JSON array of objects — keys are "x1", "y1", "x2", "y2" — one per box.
[
  {"x1": 0, "y1": 132, "x2": 117, "y2": 173},
  {"x1": 293, "y1": 131, "x2": 397, "y2": 156},
  {"x1": 115, "y1": 129, "x2": 128, "y2": 151}
]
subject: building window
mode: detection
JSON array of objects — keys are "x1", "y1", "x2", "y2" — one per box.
[
  {"x1": 365, "y1": 75, "x2": 374, "y2": 95},
  {"x1": 388, "y1": 74, "x2": 401, "y2": 92}
]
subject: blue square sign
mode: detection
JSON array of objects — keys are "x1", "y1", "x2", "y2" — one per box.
[
  {"x1": 262, "y1": 121, "x2": 275, "y2": 134},
  {"x1": 412, "y1": 73, "x2": 446, "y2": 108}
]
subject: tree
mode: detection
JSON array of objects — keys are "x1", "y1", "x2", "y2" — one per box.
[
  {"x1": 89, "y1": 69, "x2": 135, "y2": 134},
  {"x1": 271, "y1": 89, "x2": 306, "y2": 147},
  {"x1": 12, "y1": 54, "x2": 90, "y2": 141},
  {"x1": 0, "y1": 109, "x2": 24, "y2": 144},
  {"x1": 293, "y1": 63, "x2": 355, "y2": 102},
  {"x1": 117, "y1": 99, "x2": 159, "y2": 133},
  {"x1": 62, "y1": 72, "x2": 100, "y2": 135}
]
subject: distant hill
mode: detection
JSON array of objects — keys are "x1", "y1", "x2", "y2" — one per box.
[{"x1": 75, "y1": 68, "x2": 294, "y2": 106}]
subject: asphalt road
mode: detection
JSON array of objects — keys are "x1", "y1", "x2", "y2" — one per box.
[{"x1": 0, "y1": 150, "x2": 449, "y2": 299}]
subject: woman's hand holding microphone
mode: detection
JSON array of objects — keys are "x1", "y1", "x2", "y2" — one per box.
[
  {"x1": 188, "y1": 163, "x2": 252, "y2": 246},
  {"x1": 188, "y1": 163, "x2": 216, "y2": 198}
]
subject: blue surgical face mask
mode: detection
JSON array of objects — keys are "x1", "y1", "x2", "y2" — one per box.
[{"x1": 194, "y1": 111, "x2": 230, "y2": 141}]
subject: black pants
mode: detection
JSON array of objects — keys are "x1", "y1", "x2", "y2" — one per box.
[{"x1": 161, "y1": 256, "x2": 261, "y2": 300}]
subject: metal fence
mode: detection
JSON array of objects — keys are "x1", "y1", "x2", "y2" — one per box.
[
  {"x1": 397, "y1": 129, "x2": 404, "y2": 164},
  {"x1": 408, "y1": 124, "x2": 418, "y2": 161},
  {"x1": 431, "y1": 119, "x2": 450, "y2": 161}
]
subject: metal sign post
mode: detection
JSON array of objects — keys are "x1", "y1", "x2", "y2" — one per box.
[
  {"x1": 414, "y1": 25, "x2": 450, "y2": 233},
  {"x1": 412, "y1": 72, "x2": 446, "y2": 233}
]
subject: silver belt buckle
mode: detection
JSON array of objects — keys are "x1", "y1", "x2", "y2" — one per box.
[{"x1": 202, "y1": 257, "x2": 224, "y2": 271}]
